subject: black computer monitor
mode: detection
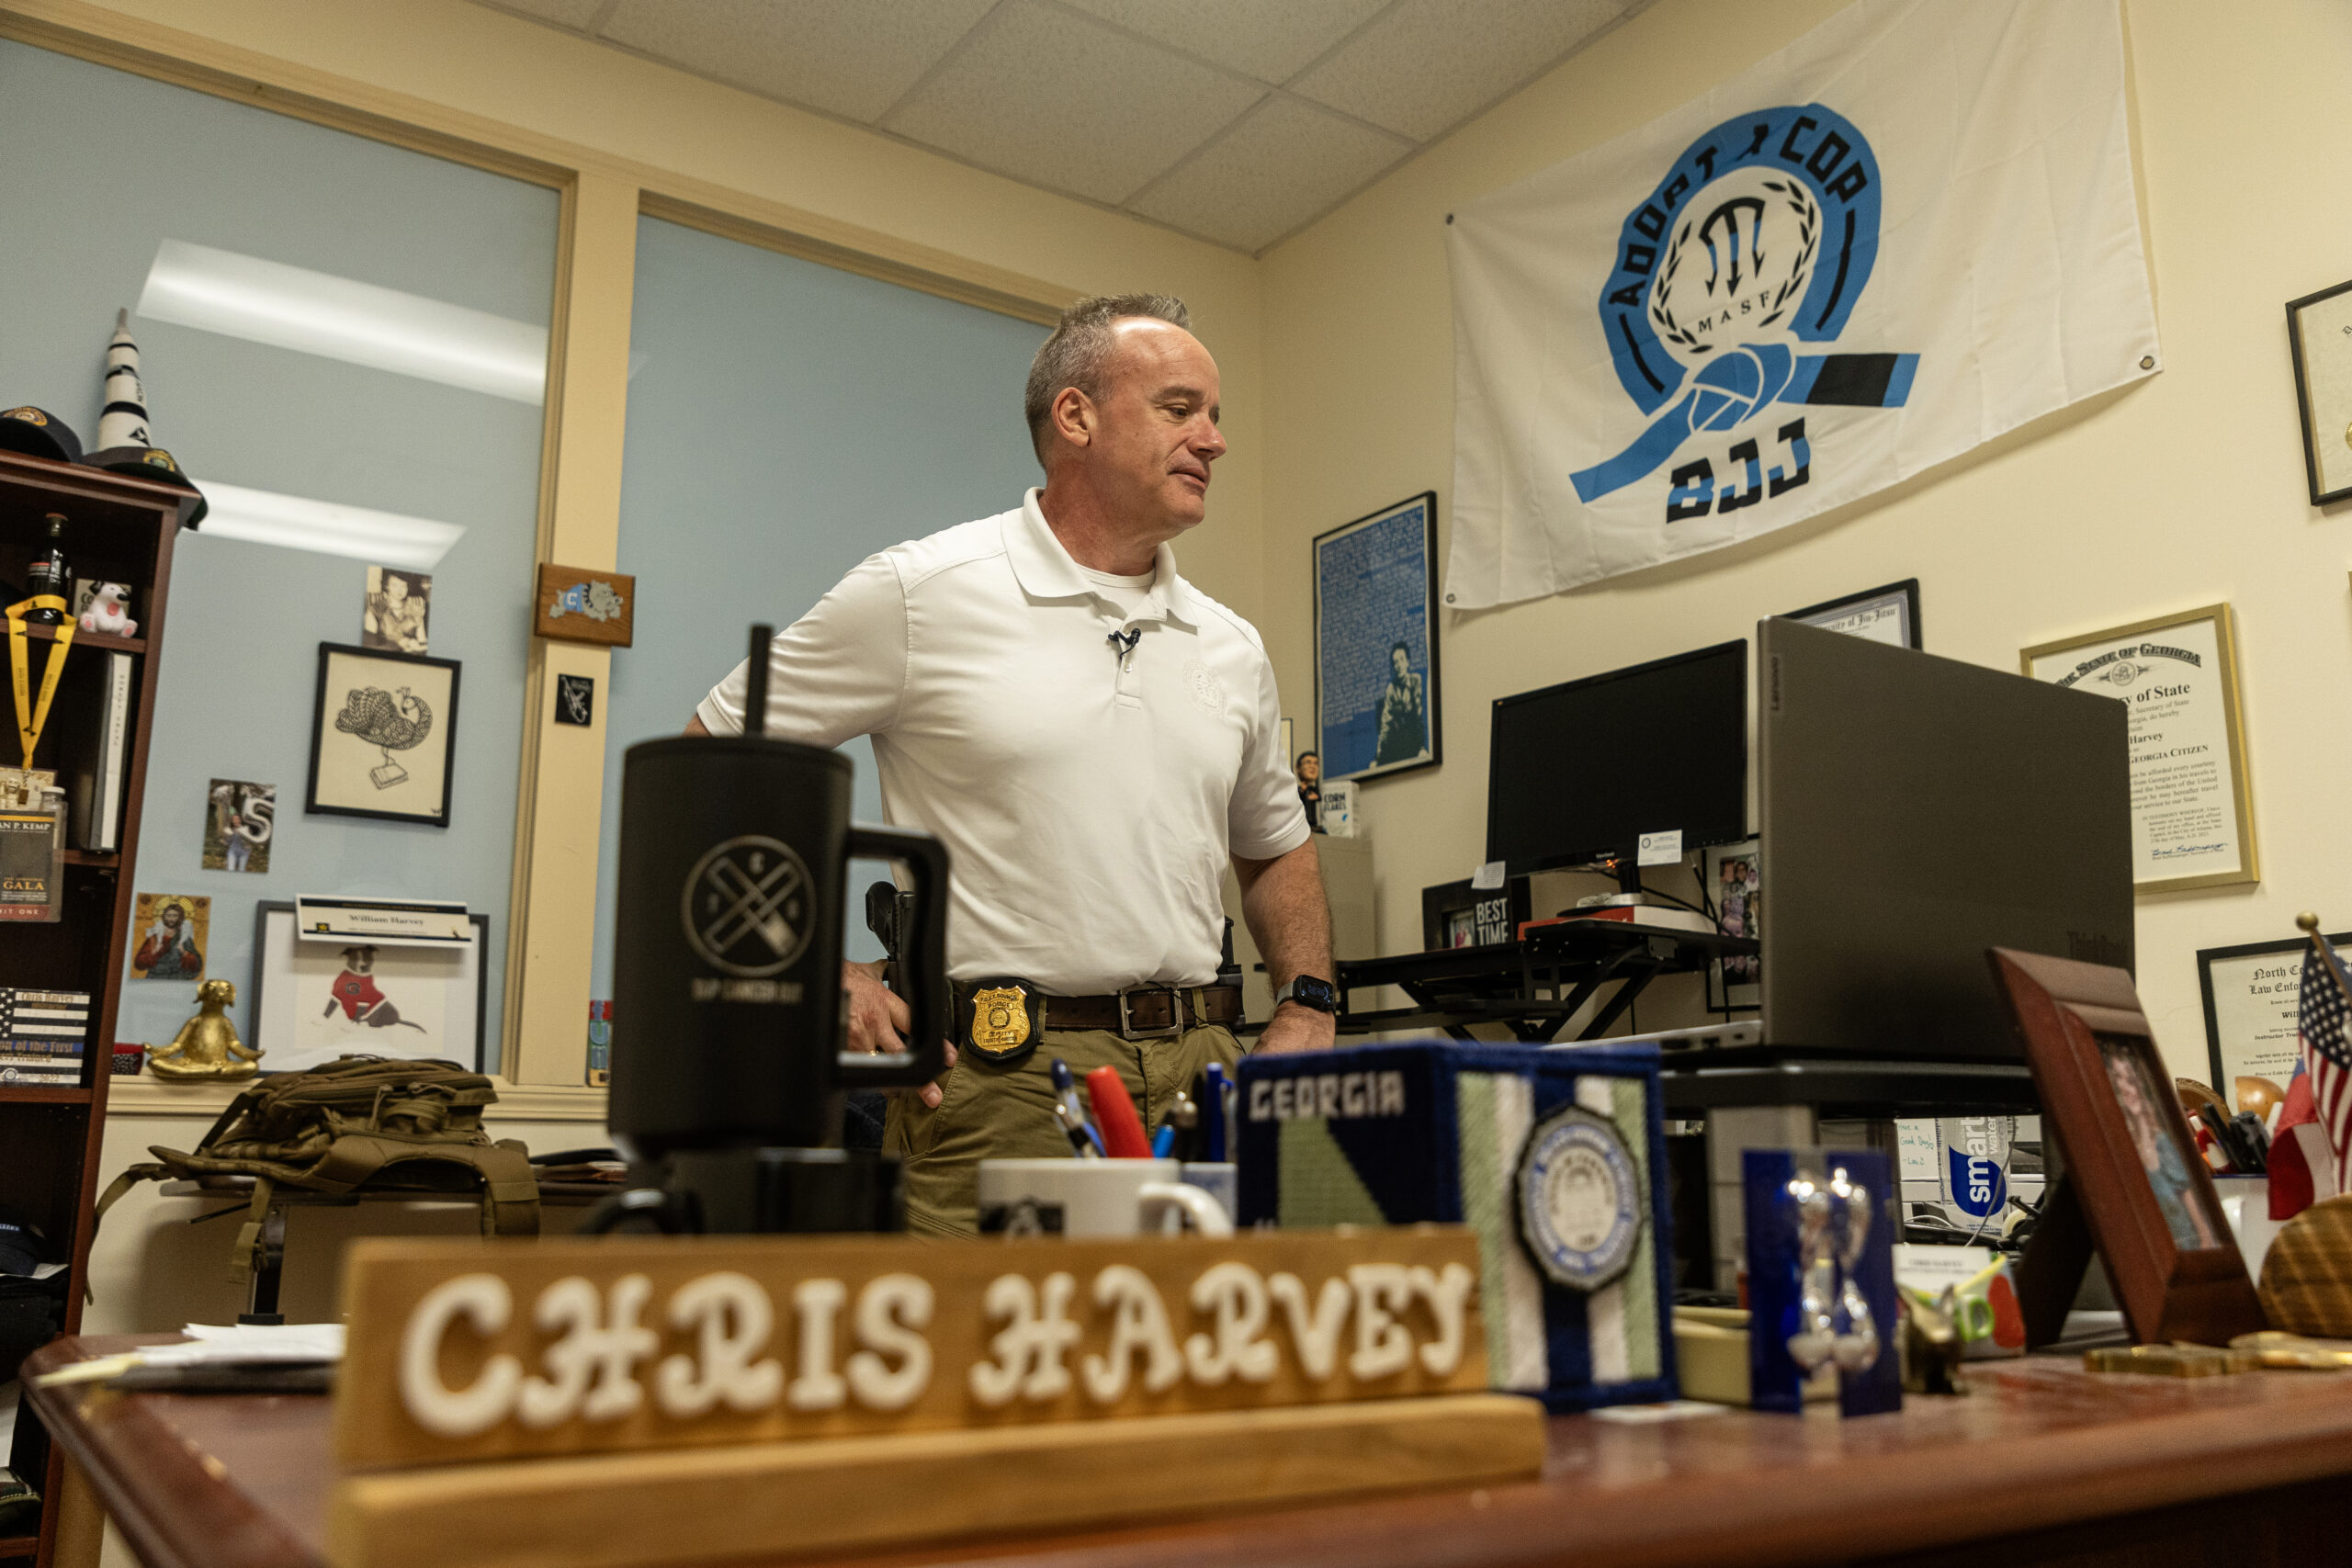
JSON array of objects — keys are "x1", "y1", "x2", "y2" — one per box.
[
  {"x1": 1758, "y1": 617, "x2": 2132, "y2": 1060},
  {"x1": 1486, "y1": 640, "x2": 1748, "y2": 890}
]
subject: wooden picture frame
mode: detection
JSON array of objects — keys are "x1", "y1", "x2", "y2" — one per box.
[
  {"x1": 2285, "y1": 276, "x2": 2352, "y2": 506},
  {"x1": 306, "y1": 643, "x2": 460, "y2": 828},
  {"x1": 1988, "y1": 948, "x2": 2263, "y2": 1347},
  {"x1": 534, "y1": 562, "x2": 636, "y2": 647},
  {"x1": 2020, "y1": 604, "x2": 2257, "y2": 894},
  {"x1": 1779, "y1": 579, "x2": 1921, "y2": 649},
  {"x1": 1313, "y1": 491, "x2": 1441, "y2": 785}
]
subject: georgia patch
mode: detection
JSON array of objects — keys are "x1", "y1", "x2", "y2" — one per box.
[{"x1": 1515, "y1": 1103, "x2": 1643, "y2": 1292}]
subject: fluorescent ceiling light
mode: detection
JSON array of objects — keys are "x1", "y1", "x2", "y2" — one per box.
[
  {"x1": 192, "y1": 479, "x2": 466, "y2": 570},
  {"x1": 138, "y1": 240, "x2": 548, "y2": 404}
]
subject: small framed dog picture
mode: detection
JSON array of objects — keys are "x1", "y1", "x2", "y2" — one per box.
[{"x1": 249, "y1": 901, "x2": 489, "y2": 1072}]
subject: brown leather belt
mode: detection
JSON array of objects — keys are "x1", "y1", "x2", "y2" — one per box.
[{"x1": 954, "y1": 981, "x2": 1242, "y2": 1041}]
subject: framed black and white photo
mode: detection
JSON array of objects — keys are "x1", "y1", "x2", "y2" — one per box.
[
  {"x1": 2286, "y1": 277, "x2": 2352, "y2": 506},
  {"x1": 250, "y1": 900, "x2": 488, "y2": 1072},
  {"x1": 1780, "y1": 579, "x2": 1921, "y2": 649},
  {"x1": 2197, "y1": 932, "x2": 2346, "y2": 1129},
  {"x1": 306, "y1": 643, "x2": 460, "y2": 828},
  {"x1": 1702, "y1": 837, "x2": 1761, "y2": 1010},
  {"x1": 1314, "y1": 491, "x2": 1441, "y2": 784}
]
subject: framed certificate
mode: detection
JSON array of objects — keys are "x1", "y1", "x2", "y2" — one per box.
[
  {"x1": 2197, "y1": 932, "x2": 2342, "y2": 1126},
  {"x1": 1779, "y1": 579, "x2": 1920, "y2": 649},
  {"x1": 2286, "y1": 277, "x2": 2352, "y2": 505},
  {"x1": 1314, "y1": 492, "x2": 1441, "y2": 784},
  {"x1": 2021, "y1": 604, "x2": 2256, "y2": 894}
]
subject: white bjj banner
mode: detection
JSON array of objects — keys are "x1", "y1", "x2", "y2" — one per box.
[{"x1": 1445, "y1": 0, "x2": 2155, "y2": 609}]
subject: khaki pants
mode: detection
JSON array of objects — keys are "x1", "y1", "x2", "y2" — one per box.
[{"x1": 884, "y1": 1023, "x2": 1242, "y2": 1237}]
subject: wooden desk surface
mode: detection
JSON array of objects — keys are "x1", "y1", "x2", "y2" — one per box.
[{"x1": 25, "y1": 1336, "x2": 2352, "y2": 1568}]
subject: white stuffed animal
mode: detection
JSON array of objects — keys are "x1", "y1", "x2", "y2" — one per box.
[{"x1": 77, "y1": 582, "x2": 137, "y2": 637}]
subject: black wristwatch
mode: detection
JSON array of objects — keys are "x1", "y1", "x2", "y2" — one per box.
[{"x1": 1273, "y1": 976, "x2": 1339, "y2": 1014}]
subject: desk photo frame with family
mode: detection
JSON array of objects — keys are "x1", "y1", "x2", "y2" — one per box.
[{"x1": 1988, "y1": 948, "x2": 2263, "y2": 1348}]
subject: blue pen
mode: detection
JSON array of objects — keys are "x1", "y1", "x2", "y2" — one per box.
[
  {"x1": 1151, "y1": 1123, "x2": 1175, "y2": 1158},
  {"x1": 1050, "y1": 1057, "x2": 1105, "y2": 1156},
  {"x1": 1202, "y1": 1062, "x2": 1231, "y2": 1162}
]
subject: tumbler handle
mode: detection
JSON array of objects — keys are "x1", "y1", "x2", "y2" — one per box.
[{"x1": 839, "y1": 824, "x2": 951, "y2": 1089}]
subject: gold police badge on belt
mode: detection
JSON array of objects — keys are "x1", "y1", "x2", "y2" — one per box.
[{"x1": 965, "y1": 982, "x2": 1040, "y2": 1065}]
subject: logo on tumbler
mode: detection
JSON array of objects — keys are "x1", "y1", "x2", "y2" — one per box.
[{"x1": 682, "y1": 835, "x2": 813, "y2": 976}]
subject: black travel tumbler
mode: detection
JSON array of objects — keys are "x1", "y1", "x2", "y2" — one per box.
[{"x1": 603, "y1": 627, "x2": 949, "y2": 1231}]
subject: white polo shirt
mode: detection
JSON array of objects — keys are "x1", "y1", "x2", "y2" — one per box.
[{"x1": 697, "y1": 490, "x2": 1309, "y2": 994}]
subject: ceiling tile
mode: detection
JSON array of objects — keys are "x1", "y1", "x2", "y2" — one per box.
[
  {"x1": 600, "y1": 0, "x2": 998, "y2": 123},
  {"x1": 471, "y1": 0, "x2": 608, "y2": 29},
  {"x1": 1292, "y1": 0, "x2": 1625, "y2": 141},
  {"x1": 882, "y1": 0, "x2": 1265, "y2": 205},
  {"x1": 1055, "y1": 0, "x2": 1391, "y2": 85},
  {"x1": 1128, "y1": 96, "x2": 1411, "y2": 253}
]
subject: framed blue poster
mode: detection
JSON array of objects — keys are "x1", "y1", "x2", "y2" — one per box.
[{"x1": 1314, "y1": 491, "x2": 1441, "y2": 784}]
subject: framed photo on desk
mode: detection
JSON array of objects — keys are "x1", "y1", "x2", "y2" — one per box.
[
  {"x1": 1989, "y1": 948, "x2": 2262, "y2": 1347},
  {"x1": 1702, "y1": 837, "x2": 1761, "y2": 1010}
]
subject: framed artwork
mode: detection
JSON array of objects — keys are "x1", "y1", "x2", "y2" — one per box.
[
  {"x1": 2285, "y1": 276, "x2": 2352, "y2": 506},
  {"x1": 1313, "y1": 491, "x2": 1441, "y2": 784},
  {"x1": 1702, "y1": 838, "x2": 1761, "y2": 1010},
  {"x1": 250, "y1": 900, "x2": 488, "y2": 1072},
  {"x1": 1779, "y1": 579, "x2": 1920, "y2": 649},
  {"x1": 307, "y1": 643, "x2": 460, "y2": 828},
  {"x1": 2020, "y1": 604, "x2": 2256, "y2": 893},
  {"x1": 129, "y1": 891, "x2": 209, "y2": 980},
  {"x1": 1988, "y1": 948, "x2": 2262, "y2": 1347},
  {"x1": 2197, "y1": 932, "x2": 2346, "y2": 1129}
]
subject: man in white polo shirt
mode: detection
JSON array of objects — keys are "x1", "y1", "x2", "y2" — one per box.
[{"x1": 689, "y1": 294, "x2": 1336, "y2": 1235}]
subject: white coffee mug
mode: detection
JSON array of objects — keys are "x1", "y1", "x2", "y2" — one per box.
[{"x1": 976, "y1": 1158, "x2": 1234, "y2": 1238}]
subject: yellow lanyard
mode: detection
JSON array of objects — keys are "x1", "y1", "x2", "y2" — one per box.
[{"x1": 6, "y1": 596, "x2": 74, "y2": 768}]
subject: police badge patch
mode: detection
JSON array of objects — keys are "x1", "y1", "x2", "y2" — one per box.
[
  {"x1": 1515, "y1": 1103, "x2": 1643, "y2": 1293},
  {"x1": 964, "y1": 981, "x2": 1039, "y2": 1066}
]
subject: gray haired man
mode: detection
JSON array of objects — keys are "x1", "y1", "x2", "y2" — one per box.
[{"x1": 688, "y1": 295, "x2": 1338, "y2": 1235}]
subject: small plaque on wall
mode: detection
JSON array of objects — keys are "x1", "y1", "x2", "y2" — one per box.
[{"x1": 534, "y1": 564, "x2": 635, "y2": 647}]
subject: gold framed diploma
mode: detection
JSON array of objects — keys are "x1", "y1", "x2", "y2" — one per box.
[{"x1": 2021, "y1": 604, "x2": 2256, "y2": 894}]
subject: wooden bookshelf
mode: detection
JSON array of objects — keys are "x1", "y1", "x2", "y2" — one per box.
[{"x1": 0, "y1": 448, "x2": 187, "y2": 1568}]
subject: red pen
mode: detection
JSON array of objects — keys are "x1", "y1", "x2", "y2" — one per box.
[{"x1": 1084, "y1": 1066, "x2": 1152, "y2": 1159}]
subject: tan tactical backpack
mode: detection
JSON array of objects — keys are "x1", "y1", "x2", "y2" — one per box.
[{"x1": 96, "y1": 1055, "x2": 538, "y2": 1284}]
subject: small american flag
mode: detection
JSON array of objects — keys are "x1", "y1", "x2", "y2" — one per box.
[{"x1": 2297, "y1": 928, "x2": 2352, "y2": 1200}]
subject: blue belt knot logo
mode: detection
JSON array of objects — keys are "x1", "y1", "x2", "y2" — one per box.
[{"x1": 1572, "y1": 104, "x2": 1917, "y2": 509}]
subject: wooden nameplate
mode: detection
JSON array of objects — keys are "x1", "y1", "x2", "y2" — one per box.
[
  {"x1": 328, "y1": 1393, "x2": 1544, "y2": 1568},
  {"x1": 326, "y1": 1229, "x2": 1539, "y2": 1565}
]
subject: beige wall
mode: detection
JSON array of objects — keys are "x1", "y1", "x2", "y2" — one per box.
[{"x1": 1257, "y1": 0, "x2": 2352, "y2": 1073}]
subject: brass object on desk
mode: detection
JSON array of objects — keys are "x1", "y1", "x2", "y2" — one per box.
[
  {"x1": 2084, "y1": 1343, "x2": 2260, "y2": 1377},
  {"x1": 2231, "y1": 1330, "x2": 2352, "y2": 1369},
  {"x1": 148, "y1": 977, "x2": 260, "y2": 1079}
]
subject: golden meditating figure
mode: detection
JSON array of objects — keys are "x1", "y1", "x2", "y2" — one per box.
[{"x1": 149, "y1": 977, "x2": 262, "y2": 1079}]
